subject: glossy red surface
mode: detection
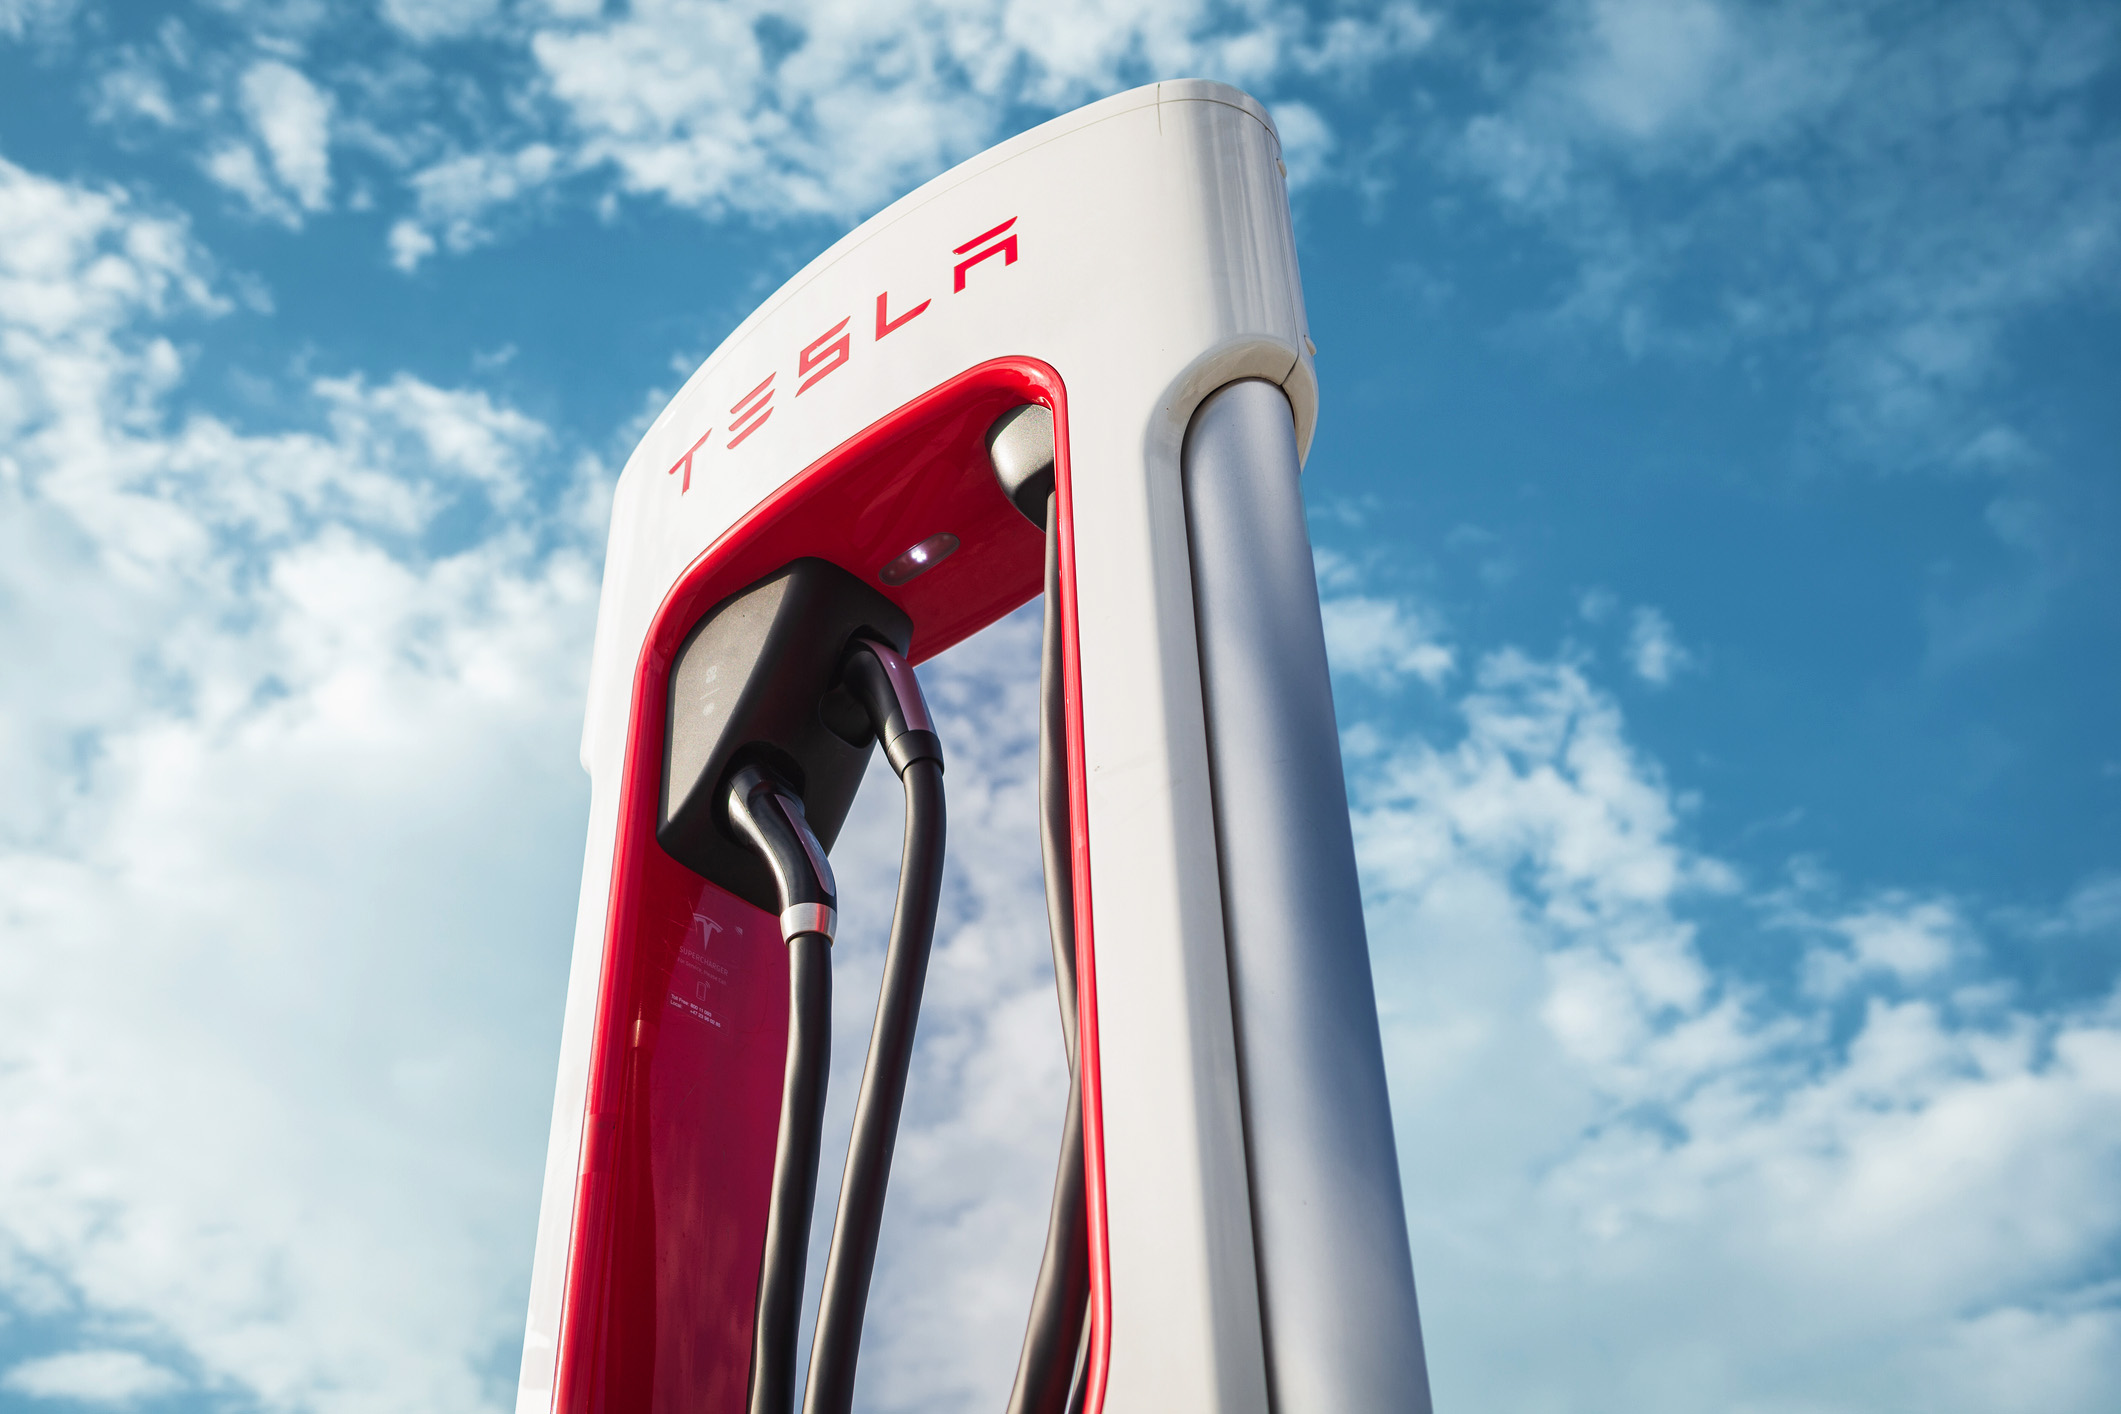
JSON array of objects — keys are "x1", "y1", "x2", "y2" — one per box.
[
  {"x1": 552, "y1": 359, "x2": 1109, "y2": 1414},
  {"x1": 1050, "y1": 379, "x2": 1111, "y2": 1414}
]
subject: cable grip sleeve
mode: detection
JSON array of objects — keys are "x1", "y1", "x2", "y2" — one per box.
[{"x1": 842, "y1": 639, "x2": 944, "y2": 776}]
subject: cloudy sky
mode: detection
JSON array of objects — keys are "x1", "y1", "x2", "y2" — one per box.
[{"x1": 2, "y1": 1, "x2": 2118, "y2": 1410}]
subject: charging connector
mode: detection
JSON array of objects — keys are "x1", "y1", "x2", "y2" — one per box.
[
  {"x1": 727, "y1": 763, "x2": 840, "y2": 943},
  {"x1": 722, "y1": 762, "x2": 838, "y2": 1414},
  {"x1": 839, "y1": 637, "x2": 943, "y2": 776}
]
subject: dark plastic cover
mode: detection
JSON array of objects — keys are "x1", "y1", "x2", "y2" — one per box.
[
  {"x1": 986, "y1": 404, "x2": 1056, "y2": 528},
  {"x1": 659, "y1": 558, "x2": 913, "y2": 911}
]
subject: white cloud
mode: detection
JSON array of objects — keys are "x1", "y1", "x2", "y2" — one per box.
[
  {"x1": 0, "y1": 153, "x2": 598, "y2": 1412},
  {"x1": 203, "y1": 61, "x2": 335, "y2": 224},
  {"x1": 398, "y1": 144, "x2": 561, "y2": 261},
  {"x1": 368, "y1": 0, "x2": 1436, "y2": 257},
  {"x1": 1, "y1": 1349, "x2": 182, "y2": 1404},
  {"x1": 240, "y1": 60, "x2": 333, "y2": 213},
  {"x1": 315, "y1": 372, "x2": 548, "y2": 508},
  {"x1": 91, "y1": 63, "x2": 178, "y2": 127},
  {"x1": 387, "y1": 216, "x2": 436, "y2": 272},
  {"x1": 1271, "y1": 99, "x2": 1335, "y2": 189},
  {"x1": 1322, "y1": 591, "x2": 1455, "y2": 687},
  {"x1": 62, "y1": 2, "x2": 1441, "y2": 266},
  {"x1": 1800, "y1": 893, "x2": 1969, "y2": 996},
  {"x1": 523, "y1": 0, "x2": 1021, "y2": 222},
  {"x1": 1835, "y1": 896, "x2": 1965, "y2": 980},
  {"x1": 1357, "y1": 650, "x2": 1736, "y2": 929},
  {"x1": 206, "y1": 140, "x2": 284, "y2": 219},
  {"x1": 1297, "y1": 2, "x2": 1436, "y2": 83},
  {"x1": 0, "y1": 157, "x2": 217, "y2": 349},
  {"x1": 1626, "y1": 604, "x2": 1690, "y2": 684}
]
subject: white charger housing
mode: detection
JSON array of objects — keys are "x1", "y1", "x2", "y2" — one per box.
[{"x1": 521, "y1": 80, "x2": 1427, "y2": 1414}]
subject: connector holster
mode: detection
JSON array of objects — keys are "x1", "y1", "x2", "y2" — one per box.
[{"x1": 658, "y1": 559, "x2": 912, "y2": 913}]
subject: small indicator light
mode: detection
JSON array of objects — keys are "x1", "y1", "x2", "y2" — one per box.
[{"x1": 879, "y1": 532, "x2": 959, "y2": 586}]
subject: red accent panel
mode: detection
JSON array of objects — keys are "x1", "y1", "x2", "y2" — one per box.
[
  {"x1": 551, "y1": 359, "x2": 1109, "y2": 1413},
  {"x1": 1049, "y1": 383, "x2": 1111, "y2": 1414}
]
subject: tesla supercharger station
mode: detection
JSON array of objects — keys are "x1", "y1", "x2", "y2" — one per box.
[{"x1": 517, "y1": 81, "x2": 1430, "y2": 1414}]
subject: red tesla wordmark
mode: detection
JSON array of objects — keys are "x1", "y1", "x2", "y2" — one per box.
[
  {"x1": 729, "y1": 374, "x2": 775, "y2": 448},
  {"x1": 797, "y1": 319, "x2": 852, "y2": 395},
  {"x1": 876, "y1": 290, "x2": 928, "y2": 338},
  {"x1": 952, "y1": 217, "x2": 1017, "y2": 292},
  {"x1": 666, "y1": 427, "x2": 712, "y2": 492},
  {"x1": 665, "y1": 218, "x2": 1019, "y2": 492}
]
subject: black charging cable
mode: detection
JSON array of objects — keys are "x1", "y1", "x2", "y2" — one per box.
[
  {"x1": 1003, "y1": 489, "x2": 1093, "y2": 1414},
  {"x1": 801, "y1": 638, "x2": 948, "y2": 1414},
  {"x1": 728, "y1": 763, "x2": 839, "y2": 1414},
  {"x1": 985, "y1": 404, "x2": 1093, "y2": 1414}
]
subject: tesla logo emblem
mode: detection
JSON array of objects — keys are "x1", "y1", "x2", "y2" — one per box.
[{"x1": 668, "y1": 217, "x2": 1020, "y2": 493}]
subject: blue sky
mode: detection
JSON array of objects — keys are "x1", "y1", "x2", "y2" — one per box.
[{"x1": 1, "y1": 1, "x2": 2117, "y2": 1411}]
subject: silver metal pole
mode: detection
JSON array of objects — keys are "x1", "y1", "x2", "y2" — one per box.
[{"x1": 1181, "y1": 378, "x2": 1433, "y2": 1414}]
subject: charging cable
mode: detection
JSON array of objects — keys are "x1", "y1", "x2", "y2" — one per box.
[
  {"x1": 1003, "y1": 487, "x2": 1092, "y2": 1414},
  {"x1": 988, "y1": 404, "x2": 1092, "y2": 1414},
  {"x1": 728, "y1": 763, "x2": 839, "y2": 1414},
  {"x1": 802, "y1": 638, "x2": 948, "y2": 1414}
]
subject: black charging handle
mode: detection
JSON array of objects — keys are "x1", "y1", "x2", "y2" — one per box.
[{"x1": 659, "y1": 558, "x2": 914, "y2": 913}]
